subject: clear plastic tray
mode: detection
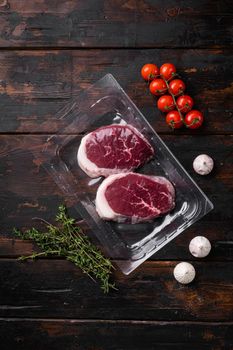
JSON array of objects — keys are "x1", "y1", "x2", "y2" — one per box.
[{"x1": 39, "y1": 74, "x2": 213, "y2": 275}]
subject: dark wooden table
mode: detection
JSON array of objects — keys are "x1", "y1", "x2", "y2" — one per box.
[{"x1": 0, "y1": 1, "x2": 233, "y2": 349}]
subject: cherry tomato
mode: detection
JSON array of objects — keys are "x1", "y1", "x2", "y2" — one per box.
[
  {"x1": 166, "y1": 111, "x2": 183, "y2": 129},
  {"x1": 177, "y1": 95, "x2": 194, "y2": 113},
  {"x1": 160, "y1": 63, "x2": 176, "y2": 80},
  {"x1": 169, "y1": 79, "x2": 186, "y2": 96},
  {"x1": 141, "y1": 64, "x2": 159, "y2": 81},
  {"x1": 185, "y1": 110, "x2": 204, "y2": 129},
  {"x1": 149, "y1": 79, "x2": 167, "y2": 96},
  {"x1": 157, "y1": 95, "x2": 175, "y2": 112}
]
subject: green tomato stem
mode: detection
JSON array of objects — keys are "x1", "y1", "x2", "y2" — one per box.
[{"x1": 160, "y1": 76, "x2": 185, "y2": 124}]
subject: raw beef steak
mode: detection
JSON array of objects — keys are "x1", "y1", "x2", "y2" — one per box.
[
  {"x1": 96, "y1": 173, "x2": 175, "y2": 223},
  {"x1": 77, "y1": 124, "x2": 154, "y2": 178}
]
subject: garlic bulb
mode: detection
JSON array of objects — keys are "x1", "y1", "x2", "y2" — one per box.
[
  {"x1": 173, "y1": 262, "x2": 195, "y2": 284},
  {"x1": 193, "y1": 154, "x2": 214, "y2": 175},
  {"x1": 189, "y1": 236, "x2": 211, "y2": 258}
]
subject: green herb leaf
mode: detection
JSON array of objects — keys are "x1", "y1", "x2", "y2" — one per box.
[{"x1": 14, "y1": 206, "x2": 116, "y2": 293}]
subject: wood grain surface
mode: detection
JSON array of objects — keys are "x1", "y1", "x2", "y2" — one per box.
[
  {"x1": 1, "y1": 134, "x2": 233, "y2": 263},
  {"x1": 0, "y1": 49, "x2": 232, "y2": 134},
  {"x1": 0, "y1": 0, "x2": 232, "y2": 48},
  {"x1": 0, "y1": 1, "x2": 233, "y2": 349},
  {"x1": 1, "y1": 134, "x2": 232, "y2": 224},
  {"x1": 1, "y1": 220, "x2": 233, "y2": 261},
  {"x1": 0, "y1": 320, "x2": 232, "y2": 350},
  {"x1": 0, "y1": 259, "x2": 232, "y2": 321}
]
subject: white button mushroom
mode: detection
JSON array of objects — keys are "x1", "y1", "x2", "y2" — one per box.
[
  {"x1": 193, "y1": 154, "x2": 214, "y2": 175},
  {"x1": 189, "y1": 236, "x2": 211, "y2": 258},
  {"x1": 173, "y1": 262, "x2": 195, "y2": 284}
]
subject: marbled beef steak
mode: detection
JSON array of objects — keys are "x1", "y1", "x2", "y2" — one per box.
[
  {"x1": 77, "y1": 124, "x2": 154, "y2": 178},
  {"x1": 96, "y1": 173, "x2": 175, "y2": 223}
]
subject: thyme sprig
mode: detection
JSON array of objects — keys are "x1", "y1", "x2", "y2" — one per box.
[{"x1": 14, "y1": 205, "x2": 116, "y2": 293}]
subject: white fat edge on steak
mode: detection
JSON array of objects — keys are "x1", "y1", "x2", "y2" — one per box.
[
  {"x1": 77, "y1": 124, "x2": 154, "y2": 178},
  {"x1": 95, "y1": 173, "x2": 127, "y2": 221}
]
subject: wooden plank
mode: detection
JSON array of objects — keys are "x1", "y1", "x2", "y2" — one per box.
[
  {"x1": 0, "y1": 319, "x2": 232, "y2": 350},
  {"x1": 0, "y1": 259, "x2": 232, "y2": 320},
  {"x1": 0, "y1": 134, "x2": 232, "y2": 261},
  {"x1": 0, "y1": 134, "x2": 232, "y2": 224},
  {"x1": 0, "y1": 49, "x2": 232, "y2": 134},
  {"x1": 1, "y1": 221, "x2": 232, "y2": 261},
  {"x1": 0, "y1": 50, "x2": 72, "y2": 133},
  {"x1": 0, "y1": 1, "x2": 232, "y2": 48}
]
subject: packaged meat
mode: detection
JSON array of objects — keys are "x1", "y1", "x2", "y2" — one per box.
[
  {"x1": 78, "y1": 124, "x2": 154, "y2": 178},
  {"x1": 96, "y1": 173, "x2": 175, "y2": 223},
  {"x1": 40, "y1": 74, "x2": 213, "y2": 275}
]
